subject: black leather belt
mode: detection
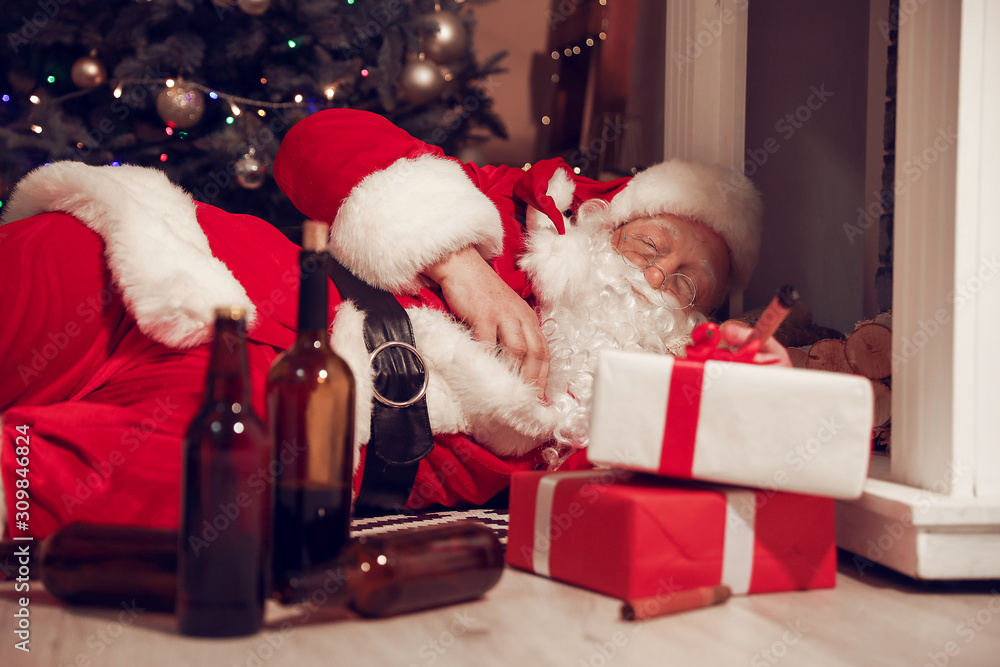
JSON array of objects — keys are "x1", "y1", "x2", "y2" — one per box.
[{"x1": 279, "y1": 227, "x2": 434, "y2": 515}]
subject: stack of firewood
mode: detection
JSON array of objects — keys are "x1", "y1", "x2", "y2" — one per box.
[
  {"x1": 726, "y1": 306, "x2": 893, "y2": 452},
  {"x1": 790, "y1": 311, "x2": 893, "y2": 451}
]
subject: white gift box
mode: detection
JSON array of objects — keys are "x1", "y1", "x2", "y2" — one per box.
[{"x1": 587, "y1": 349, "x2": 874, "y2": 499}]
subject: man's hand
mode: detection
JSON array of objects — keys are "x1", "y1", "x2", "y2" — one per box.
[
  {"x1": 424, "y1": 246, "x2": 551, "y2": 398},
  {"x1": 720, "y1": 321, "x2": 793, "y2": 367}
]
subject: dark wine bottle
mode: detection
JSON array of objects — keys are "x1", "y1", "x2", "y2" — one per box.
[
  {"x1": 177, "y1": 306, "x2": 273, "y2": 637},
  {"x1": 6, "y1": 520, "x2": 505, "y2": 619},
  {"x1": 267, "y1": 220, "x2": 356, "y2": 603}
]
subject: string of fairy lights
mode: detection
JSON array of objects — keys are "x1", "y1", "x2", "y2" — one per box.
[
  {"x1": 0, "y1": 0, "x2": 475, "y2": 201},
  {"x1": 536, "y1": 0, "x2": 609, "y2": 175}
]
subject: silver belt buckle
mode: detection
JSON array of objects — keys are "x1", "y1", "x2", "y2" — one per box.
[{"x1": 368, "y1": 341, "x2": 429, "y2": 408}]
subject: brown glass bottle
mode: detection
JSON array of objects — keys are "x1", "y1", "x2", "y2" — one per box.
[
  {"x1": 5, "y1": 520, "x2": 504, "y2": 619},
  {"x1": 36, "y1": 523, "x2": 176, "y2": 612},
  {"x1": 267, "y1": 221, "x2": 356, "y2": 603},
  {"x1": 288, "y1": 520, "x2": 505, "y2": 617},
  {"x1": 177, "y1": 306, "x2": 272, "y2": 637}
]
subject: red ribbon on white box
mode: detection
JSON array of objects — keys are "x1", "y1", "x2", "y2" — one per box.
[
  {"x1": 659, "y1": 359, "x2": 704, "y2": 477},
  {"x1": 530, "y1": 473, "x2": 757, "y2": 594}
]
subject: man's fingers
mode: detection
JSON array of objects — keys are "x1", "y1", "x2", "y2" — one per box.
[
  {"x1": 720, "y1": 321, "x2": 752, "y2": 347},
  {"x1": 496, "y1": 318, "x2": 550, "y2": 396},
  {"x1": 535, "y1": 358, "x2": 550, "y2": 400}
]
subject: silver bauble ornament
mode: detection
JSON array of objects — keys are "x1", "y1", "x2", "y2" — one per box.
[
  {"x1": 421, "y1": 11, "x2": 469, "y2": 65},
  {"x1": 235, "y1": 154, "x2": 266, "y2": 189},
  {"x1": 71, "y1": 55, "x2": 107, "y2": 88},
  {"x1": 237, "y1": 0, "x2": 270, "y2": 16},
  {"x1": 400, "y1": 60, "x2": 445, "y2": 105},
  {"x1": 155, "y1": 84, "x2": 206, "y2": 129}
]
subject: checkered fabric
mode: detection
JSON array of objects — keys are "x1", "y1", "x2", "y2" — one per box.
[{"x1": 351, "y1": 509, "x2": 509, "y2": 546}]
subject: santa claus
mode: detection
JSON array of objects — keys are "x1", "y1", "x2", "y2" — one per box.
[{"x1": 0, "y1": 109, "x2": 771, "y2": 537}]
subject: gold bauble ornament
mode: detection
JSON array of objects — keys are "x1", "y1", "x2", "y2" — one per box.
[
  {"x1": 420, "y1": 11, "x2": 469, "y2": 65},
  {"x1": 234, "y1": 154, "x2": 266, "y2": 189},
  {"x1": 71, "y1": 55, "x2": 107, "y2": 88},
  {"x1": 399, "y1": 60, "x2": 445, "y2": 105},
  {"x1": 237, "y1": 0, "x2": 270, "y2": 16},
  {"x1": 155, "y1": 84, "x2": 206, "y2": 129}
]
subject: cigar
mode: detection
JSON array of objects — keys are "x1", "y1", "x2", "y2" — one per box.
[
  {"x1": 739, "y1": 284, "x2": 799, "y2": 349},
  {"x1": 621, "y1": 585, "x2": 731, "y2": 621}
]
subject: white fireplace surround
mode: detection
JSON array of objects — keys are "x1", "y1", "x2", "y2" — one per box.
[{"x1": 663, "y1": 0, "x2": 1000, "y2": 579}]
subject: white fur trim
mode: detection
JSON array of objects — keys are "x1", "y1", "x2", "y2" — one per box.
[
  {"x1": 0, "y1": 162, "x2": 256, "y2": 348},
  {"x1": 408, "y1": 307, "x2": 556, "y2": 457},
  {"x1": 607, "y1": 160, "x2": 763, "y2": 289},
  {"x1": 330, "y1": 154, "x2": 503, "y2": 293},
  {"x1": 547, "y1": 167, "x2": 575, "y2": 212},
  {"x1": 525, "y1": 166, "x2": 574, "y2": 234},
  {"x1": 328, "y1": 301, "x2": 373, "y2": 474}
]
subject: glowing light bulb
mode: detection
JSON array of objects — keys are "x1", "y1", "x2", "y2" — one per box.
[
  {"x1": 29, "y1": 95, "x2": 40, "y2": 104},
  {"x1": 258, "y1": 109, "x2": 266, "y2": 117},
  {"x1": 160, "y1": 153, "x2": 168, "y2": 162},
  {"x1": 231, "y1": 104, "x2": 241, "y2": 116},
  {"x1": 165, "y1": 79, "x2": 175, "y2": 88},
  {"x1": 294, "y1": 94, "x2": 303, "y2": 103},
  {"x1": 31, "y1": 125, "x2": 42, "y2": 133}
]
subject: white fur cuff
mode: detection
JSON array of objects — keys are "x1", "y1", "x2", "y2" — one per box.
[
  {"x1": 329, "y1": 155, "x2": 504, "y2": 293},
  {"x1": 0, "y1": 162, "x2": 256, "y2": 348}
]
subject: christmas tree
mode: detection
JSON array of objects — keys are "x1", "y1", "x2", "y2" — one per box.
[{"x1": 1, "y1": 0, "x2": 507, "y2": 223}]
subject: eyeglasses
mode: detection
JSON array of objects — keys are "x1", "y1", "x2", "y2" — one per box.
[{"x1": 619, "y1": 233, "x2": 699, "y2": 310}]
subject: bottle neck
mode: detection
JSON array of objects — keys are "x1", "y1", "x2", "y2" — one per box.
[
  {"x1": 297, "y1": 251, "x2": 330, "y2": 336},
  {"x1": 206, "y1": 316, "x2": 252, "y2": 404}
]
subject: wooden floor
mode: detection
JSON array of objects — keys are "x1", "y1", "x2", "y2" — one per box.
[{"x1": 2, "y1": 551, "x2": 999, "y2": 667}]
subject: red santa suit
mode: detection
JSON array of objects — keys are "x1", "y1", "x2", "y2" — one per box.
[{"x1": 0, "y1": 109, "x2": 761, "y2": 539}]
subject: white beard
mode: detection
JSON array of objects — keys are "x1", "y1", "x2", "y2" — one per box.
[{"x1": 520, "y1": 199, "x2": 704, "y2": 463}]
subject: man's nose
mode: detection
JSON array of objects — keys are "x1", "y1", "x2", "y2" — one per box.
[{"x1": 642, "y1": 263, "x2": 668, "y2": 290}]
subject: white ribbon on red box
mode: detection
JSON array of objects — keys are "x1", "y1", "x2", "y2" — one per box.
[{"x1": 530, "y1": 473, "x2": 757, "y2": 594}]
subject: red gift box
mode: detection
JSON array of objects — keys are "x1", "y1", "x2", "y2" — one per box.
[{"x1": 506, "y1": 470, "x2": 837, "y2": 600}]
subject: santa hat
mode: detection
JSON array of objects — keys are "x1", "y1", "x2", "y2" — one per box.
[{"x1": 605, "y1": 160, "x2": 763, "y2": 290}]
